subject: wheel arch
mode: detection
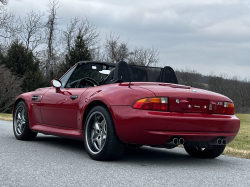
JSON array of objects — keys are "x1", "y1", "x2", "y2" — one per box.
[
  {"x1": 13, "y1": 98, "x2": 26, "y2": 115},
  {"x1": 82, "y1": 100, "x2": 111, "y2": 129}
]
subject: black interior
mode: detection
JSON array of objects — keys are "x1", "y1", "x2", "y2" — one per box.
[
  {"x1": 101, "y1": 68, "x2": 115, "y2": 85},
  {"x1": 64, "y1": 61, "x2": 179, "y2": 87},
  {"x1": 97, "y1": 61, "x2": 179, "y2": 85}
]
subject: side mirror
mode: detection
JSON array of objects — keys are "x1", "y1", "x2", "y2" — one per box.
[{"x1": 51, "y1": 79, "x2": 62, "y2": 93}]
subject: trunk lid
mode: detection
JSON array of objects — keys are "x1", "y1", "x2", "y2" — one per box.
[{"x1": 132, "y1": 82, "x2": 231, "y2": 114}]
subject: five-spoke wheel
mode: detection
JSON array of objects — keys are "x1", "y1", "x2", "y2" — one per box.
[
  {"x1": 14, "y1": 106, "x2": 26, "y2": 135},
  {"x1": 84, "y1": 105, "x2": 126, "y2": 160},
  {"x1": 86, "y1": 111, "x2": 107, "y2": 154},
  {"x1": 13, "y1": 101, "x2": 37, "y2": 140}
]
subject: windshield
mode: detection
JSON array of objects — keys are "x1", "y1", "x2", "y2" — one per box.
[{"x1": 65, "y1": 64, "x2": 113, "y2": 88}]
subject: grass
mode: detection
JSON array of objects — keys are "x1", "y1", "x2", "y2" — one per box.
[
  {"x1": 222, "y1": 114, "x2": 250, "y2": 159},
  {"x1": 0, "y1": 113, "x2": 12, "y2": 121},
  {"x1": 0, "y1": 113, "x2": 250, "y2": 159}
]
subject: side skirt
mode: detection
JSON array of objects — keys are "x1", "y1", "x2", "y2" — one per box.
[{"x1": 31, "y1": 123, "x2": 83, "y2": 140}]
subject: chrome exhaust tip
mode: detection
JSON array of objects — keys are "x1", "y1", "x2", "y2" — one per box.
[
  {"x1": 179, "y1": 138, "x2": 185, "y2": 145},
  {"x1": 222, "y1": 139, "x2": 227, "y2": 145},
  {"x1": 173, "y1": 138, "x2": 179, "y2": 145},
  {"x1": 217, "y1": 138, "x2": 222, "y2": 145}
]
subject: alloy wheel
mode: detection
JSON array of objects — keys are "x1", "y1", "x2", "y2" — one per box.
[
  {"x1": 14, "y1": 106, "x2": 26, "y2": 135},
  {"x1": 85, "y1": 111, "x2": 107, "y2": 154}
]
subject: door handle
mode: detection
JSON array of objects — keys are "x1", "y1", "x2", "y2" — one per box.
[
  {"x1": 32, "y1": 96, "x2": 39, "y2": 100},
  {"x1": 70, "y1": 95, "x2": 78, "y2": 100}
]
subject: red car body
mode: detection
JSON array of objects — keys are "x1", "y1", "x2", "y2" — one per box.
[
  {"x1": 13, "y1": 61, "x2": 240, "y2": 160},
  {"x1": 14, "y1": 82, "x2": 240, "y2": 144}
]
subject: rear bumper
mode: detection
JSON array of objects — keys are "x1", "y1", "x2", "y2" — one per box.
[{"x1": 110, "y1": 106, "x2": 240, "y2": 145}]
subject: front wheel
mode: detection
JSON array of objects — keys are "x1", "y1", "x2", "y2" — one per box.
[
  {"x1": 84, "y1": 105, "x2": 126, "y2": 161},
  {"x1": 184, "y1": 145, "x2": 226, "y2": 159},
  {"x1": 13, "y1": 101, "x2": 37, "y2": 140}
]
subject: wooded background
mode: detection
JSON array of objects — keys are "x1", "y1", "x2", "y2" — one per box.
[{"x1": 0, "y1": 0, "x2": 249, "y2": 113}]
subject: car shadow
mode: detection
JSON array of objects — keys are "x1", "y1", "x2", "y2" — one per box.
[
  {"x1": 121, "y1": 146, "x2": 221, "y2": 166},
  {"x1": 34, "y1": 135, "x2": 85, "y2": 152},
  {"x1": 27, "y1": 135, "x2": 231, "y2": 167}
]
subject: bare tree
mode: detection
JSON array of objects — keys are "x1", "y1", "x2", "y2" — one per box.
[
  {"x1": 104, "y1": 33, "x2": 129, "y2": 63},
  {"x1": 103, "y1": 33, "x2": 159, "y2": 66},
  {"x1": 0, "y1": 0, "x2": 17, "y2": 39},
  {"x1": 62, "y1": 16, "x2": 99, "y2": 53},
  {"x1": 0, "y1": 0, "x2": 7, "y2": 5},
  {"x1": 91, "y1": 45, "x2": 104, "y2": 61},
  {"x1": 17, "y1": 11, "x2": 45, "y2": 52},
  {"x1": 40, "y1": 0, "x2": 60, "y2": 80},
  {"x1": 0, "y1": 64, "x2": 23, "y2": 112},
  {"x1": 62, "y1": 17, "x2": 79, "y2": 53},
  {"x1": 78, "y1": 17, "x2": 99, "y2": 48},
  {"x1": 128, "y1": 46, "x2": 159, "y2": 66}
]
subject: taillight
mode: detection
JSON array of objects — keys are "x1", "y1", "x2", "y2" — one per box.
[
  {"x1": 133, "y1": 97, "x2": 168, "y2": 111},
  {"x1": 222, "y1": 102, "x2": 235, "y2": 115}
]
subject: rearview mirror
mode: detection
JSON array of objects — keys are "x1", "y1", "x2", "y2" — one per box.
[
  {"x1": 99, "y1": 70, "x2": 111, "y2": 75},
  {"x1": 84, "y1": 63, "x2": 103, "y2": 70},
  {"x1": 51, "y1": 79, "x2": 62, "y2": 93}
]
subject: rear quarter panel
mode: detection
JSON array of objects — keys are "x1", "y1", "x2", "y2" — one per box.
[{"x1": 77, "y1": 83, "x2": 156, "y2": 129}]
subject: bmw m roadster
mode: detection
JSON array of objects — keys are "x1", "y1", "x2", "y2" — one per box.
[{"x1": 13, "y1": 61, "x2": 240, "y2": 160}]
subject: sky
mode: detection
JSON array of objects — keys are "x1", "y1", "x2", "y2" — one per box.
[{"x1": 7, "y1": 0, "x2": 250, "y2": 79}]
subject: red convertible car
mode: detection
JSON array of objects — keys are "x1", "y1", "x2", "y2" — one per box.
[{"x1": 13, "y1": 61, "x2": 240, "y2": 160}]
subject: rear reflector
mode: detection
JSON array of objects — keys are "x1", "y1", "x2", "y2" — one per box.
[
  {"x1": 133, "y1": 97, "x2": 168, "y2": 111},
  {"x1": 222, "y1": 102, "x2": 235, "y2": 115}
]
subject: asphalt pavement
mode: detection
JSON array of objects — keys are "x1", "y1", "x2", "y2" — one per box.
[{"x1": 0, "y1": 119, "x2": 250, "y2": 187}]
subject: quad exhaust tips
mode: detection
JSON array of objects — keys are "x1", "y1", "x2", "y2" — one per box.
[
  {"x1": 217, "y1": 138, "x2": 227, "y2": 145},
  {"x1": 172, "y1": 138, "x2": 185, "y2": 145}
]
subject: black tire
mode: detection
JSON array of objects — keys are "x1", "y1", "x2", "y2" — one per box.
[
  {"x1": 83, "y1": 105, "x2": 126, "y2": 161},
  {"x1": 184, "y1": 145, "x2": 226, "y2": 159},
  {"x1": 127, "y1": 144, "x2": 143, "y2": 148},
  {"x1": 13, "y1": 101, "x2": 37, "y2": 140}
]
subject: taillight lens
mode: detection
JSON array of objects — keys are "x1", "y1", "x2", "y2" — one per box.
[
  {"x1": 133, "y1": 97, "x2": 168, "y2": 111},
  {"x1": 222, "y1": 102, "x2": 235, "y2": 115}
]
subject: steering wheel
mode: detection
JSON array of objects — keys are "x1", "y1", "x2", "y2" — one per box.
[{"x1": 75, "y1": 77, "x2": 99, "y2": 88}]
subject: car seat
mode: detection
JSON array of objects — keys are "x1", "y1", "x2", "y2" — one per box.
[{"x1": 101, "y1": 68, "x2": 115, "y2": 85}]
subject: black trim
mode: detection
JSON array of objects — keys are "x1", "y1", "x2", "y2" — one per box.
[
  {"x1": 78, "y1": 61, "x2": 116, "y2": 67},
  {"x1": 60, "y1": 64, "x2": 77, "y2": 88}
]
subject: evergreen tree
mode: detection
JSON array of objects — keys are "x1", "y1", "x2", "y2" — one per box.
[
  {"x1": 1, "y1": 40, "x2": 46, "y2": 92},
  {"x1": 59, "y1": 30, "x2": 91, "y2": 77}
]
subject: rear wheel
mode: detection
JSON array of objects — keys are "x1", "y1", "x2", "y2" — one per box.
[
  {"x1": 84, "y1": 105, "x2": 126, "y2": 161},
  {"x1": 13, "y1": 101, "x2": 37, "y2": 140},
  {"x1": 184, "y1": 145, "x2": 226, "y2": 159}
]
